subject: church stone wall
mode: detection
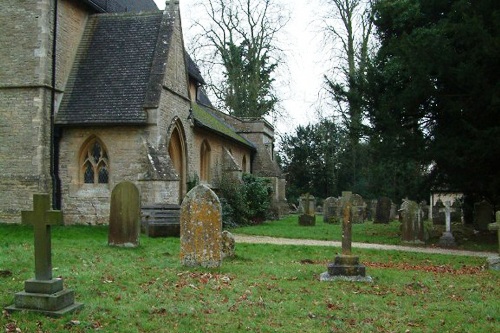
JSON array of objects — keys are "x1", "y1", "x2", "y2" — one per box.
[
  {"x1": 59, "y1": 126, "x2": 159, "y2": 224},
  {"x1": 0, "y1": 0, "x2": 57, "y2": 223},
  {"x1": 56, "y1": 0, "x2": 89, "y2": 90}
]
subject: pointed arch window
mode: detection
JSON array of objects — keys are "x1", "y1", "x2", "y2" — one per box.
[
  {"x1": 81, "y1": 138, "x2": 109, "y2": 184},
  {"x1": 200, "y1": 140, "x2": 211, "y2": 182}
]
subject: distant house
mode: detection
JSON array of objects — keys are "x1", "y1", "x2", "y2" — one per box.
[{"x1": 0, "y1": 0, "x2": 286, "y2": 224}]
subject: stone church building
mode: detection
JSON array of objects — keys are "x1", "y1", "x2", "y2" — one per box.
[{"x1": 0, "y1": 0, "x2": 286, "y2": 224}]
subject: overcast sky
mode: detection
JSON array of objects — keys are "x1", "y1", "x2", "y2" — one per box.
[{"x1": 154, "y1": 0, "x2": 327, "y2": 135}]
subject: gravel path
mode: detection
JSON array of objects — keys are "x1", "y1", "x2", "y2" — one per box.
[{"x1": 233, "y1": 234, "x2": 497, "y2": 258}]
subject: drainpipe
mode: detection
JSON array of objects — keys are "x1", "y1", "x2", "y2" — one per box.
[{"x1": 50, "y1": 0, "x2": 61, "y2": 209}]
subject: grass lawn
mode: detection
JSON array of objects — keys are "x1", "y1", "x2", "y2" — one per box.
[
  {"x1": 230, "y1": 214, "x2": 498, "y2": 252},
  {"x1": 1, "y1": 224, "x2": 499, "y2": 332}
]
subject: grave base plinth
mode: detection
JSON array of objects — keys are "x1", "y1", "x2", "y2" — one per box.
[
  {"x1": 438, "y1": 231, "x2": 457, "y2": 247},
  {"x1": 5, "y1": 279, "x2": 83, "y2": 317},
  {"x1": 321, "y1": 255, "x2": 372, "y2": 282},
  {"x1": 298, "y1": 215, "x2": 316, "y2": 226}
]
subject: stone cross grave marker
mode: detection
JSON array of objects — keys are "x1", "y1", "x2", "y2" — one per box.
[
  {"x1": 341, "y1": 195, "x2": 353, "y2": 255},
  {"x1": 180, "y1": 184, "x2": 222, "y2": 268},
  {"x1": 438, "y1": 200, "x2": 456, "y2": 247},
  {"x1": 108, "y1": 181, "x2": 141, "y2": 247},
  {"x1": 6, "y1": 194, "x2": 83, "y2": 316},
  {"x1": 487, "y1": 211, "x2": 500, "y2": 270},
  {"x1": 320, "y1": 192, "x2": 372, "y2": 282},
  {"x1": 21, "y1": 194, "x2": 62, "y2": 280}
]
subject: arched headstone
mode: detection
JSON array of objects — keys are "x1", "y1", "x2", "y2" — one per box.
[
  {"x1": 180, "y1": 185, "x2": 222, "y2": 268},
  {"x1": 108, "y1": 181, "x2": 141, "y2": 247}
]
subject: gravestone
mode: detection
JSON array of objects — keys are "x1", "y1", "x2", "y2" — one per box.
[
  {"x1": 180, "y1": 184, "x2": 222, "y2": 268},
  {"x1": 298, "y1": 194, "x2": 316, "y2": 226},
  {"x1": 323, "y1": 197, "x2": 338, "y2": 224},
  {"x1": 221, "y1": 230, "x2": 236, "y2": 259},
  {"x1": 351, "y1": 193, "x2": 366, "y2": 224},
  {"x1": 320, "y1": 192, "x2": 372, "y2": 282},
  {"x1": 432, "y1": 199, "x2": 446, "y2": 225},
  {"x1": 6, "y1": 194, "x2": 83, "y2": 316},
  {"x1": 474, "y1": 200, "x2": 493, "y2": 231},
  {"x1": 400, "y1": 200, "x2": 425, "y2": 245},
  {"x1": 108, "y1": 181, "x2": 141, "y2": 247},
  {"x1": 438, "y1": 200, "x2": 457, "y2": 247},
  {"x1": 487, "y1": 211, "x2": 500, "y2": 270},
  {"x1": 374, "y1": 197, "x2": 391, "y2": 224},
  {"x1": 365, "y1": 199, "x2": 377, "y2": 221}
]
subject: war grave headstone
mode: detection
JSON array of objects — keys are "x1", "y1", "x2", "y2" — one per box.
[
  {"x1": 320, "y1": 192, "x2": 372, "y2": 282},
  {"x1": 351, "y1": 193, "x2": 366, "y2": 224},
  {"x1": 180, "y1": 184, "x2": 222, "y2": 268},
  {"x1": 6, "y1": 194, "x2": 83, "y2": 316},
  {"x1": 487, "y1": 211, "x2": 500, "y2": 270},
  {"x1": 108, "y1": 181, "x2": 141, "y2": 247},
  {"x1": 474, "y1": 200, "x2": 493, "y2": 231},
  {"x1": 400, "y1": 200, "x2": 425, "y2": 245},
  {"x1": 438, "y1": 200, "x2": 457, "y2": 247},
  {"x1": 374, "y1": 197, "x2": 391, "y2": 224},
  {"x1": 298, "y1": 194, "x2": 316, "y2": 226}
]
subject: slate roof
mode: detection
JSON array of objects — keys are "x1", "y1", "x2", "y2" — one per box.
[
  {"x1": 185, "y1": 53, "x2": 205, "y2": 85},
  {"x1": 57, "y1": 12, "x2": 165, "y2": 126},
  {"x1": 82, "y1": 0, "x2": 158, "y2": 13}
]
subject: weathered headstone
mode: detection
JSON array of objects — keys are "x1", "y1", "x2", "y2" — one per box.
[
  {"x1": 351, "y1": 193, "x2": 366, "y2": 224},
  {"x1": 221, "y1": 230, "x2": 236, "y2": 259},
  {"x1": 374, "y1": 197, "x2": 391, "y2": 224},
  {"x1": 180, "y1": 184, "x2": 222, "y2": 268},
  {"x1": 298, "y1": 194, "x2": 316, "y2": 226},
  {"x1": 6, "y1": 194, "x2": 83, "y2": 316},
  {"x1": 323, "y1": 197, "x2": 338, "y2": 224},
  {"x1": 320, "y1": 192, "x2": 372, "y2": 282},
  {"x1": 474, "y1": 200, "x2": 494, "y2": 231},
  {"x1": 400, "y1": 200, "x2": 425, "y2": 245},
  {"x1": 108, "y1": 181, "x2": 141, "y2": 247},
  {"x1": 486, "y1": 211, "x2": 500, "y2": 270},
  {"x1": 438, "y1": 200, "x2": 457, "y2": 247}
]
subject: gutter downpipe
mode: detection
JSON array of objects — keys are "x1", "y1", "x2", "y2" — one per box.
[{"x1": 50, "y1": 0, "x2": 61, "y2": 209}]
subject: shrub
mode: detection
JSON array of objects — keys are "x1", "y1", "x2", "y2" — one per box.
[{"x1": 218, "y1": 173, "x2": 272, "y2": 227}]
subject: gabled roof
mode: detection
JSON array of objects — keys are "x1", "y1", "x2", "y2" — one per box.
[
  {"x1": 191, "y1": 103, "x2": 255, "y2": 150},
  {"x1": 57, "y1": 11, "x2": 167, "y2": 126},
  {"x1": 185, "y1": 53, "x2": 205, "y2": 85}
]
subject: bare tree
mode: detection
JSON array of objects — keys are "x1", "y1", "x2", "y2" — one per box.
[
  {"x1": 320, "y1": 0, "x2": 375, "y2": 189},
  {"x1": 190, "y1": 0, "x2": 288, "y2": 118}
]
